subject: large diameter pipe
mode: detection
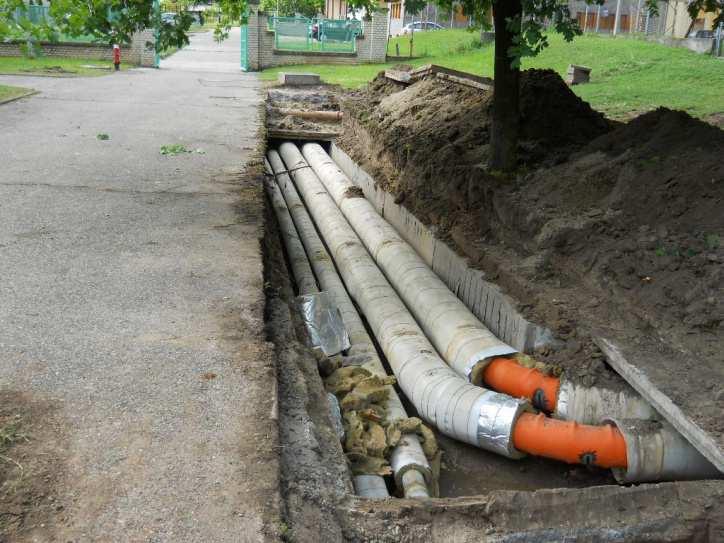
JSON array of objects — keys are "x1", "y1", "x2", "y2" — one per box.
[
  {"x1": 277, "y1": 142, "x2": 528, "y2": 459},
  {"x1": 300, "y1": 143, "x2": 516, "y2": 384},
  {"x1": 268, "y1": 150, "x2": 432, "y2": 498},
  {"x1": 609, "y1": 419, "x2": 721, "y2": 483}
]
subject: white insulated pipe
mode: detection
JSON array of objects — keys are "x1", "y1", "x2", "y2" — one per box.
[
  {"x1": 264, "y1": 160, "x2": 318, "y2": 295},
  {"x1": 609, "y1": 419, "x2": 721, "y2": 483},
  {"x1": 278, "y1": 142, "x2": 528, "y2": 459},
  {"x1": 555, "y1": 379, "x2": 658, "y2": 425},
  {"x1": 268, "y1": 150, "x2": 432, "y2": 498},
  {"x1": 300, "y1": 143, "x2": 516, "y2": 385}
]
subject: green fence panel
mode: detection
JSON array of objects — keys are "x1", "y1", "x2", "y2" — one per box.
[
  {"x1": 272, "y1": 17, "x2": 360, "y2": 53},
  {"x1": 240, "y1": 23, "x2": 249, "y2": 71}
]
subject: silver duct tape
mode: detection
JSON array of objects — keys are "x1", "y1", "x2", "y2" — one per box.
[
  {"x1": 554, "y1": 379, "x2": 573, "y2": 420},
  {"x1": 389, "y1": 435, "x2": 432, "y2": 487},
  {"x1": 297, "y1": 291, "x2": 351, "y2": 356},
  {"x1": 463, "y1": 345, "x2": 518, "y2": 381},
  {"x1": 327, "y1": 393, "x2": 345, "y2": 442},
  {"x1": 353, "y1": 475, "x2": 389, "y2": 499},
  {"x1": 474, "y1": 392, "x2": 528, "y2": 459}
]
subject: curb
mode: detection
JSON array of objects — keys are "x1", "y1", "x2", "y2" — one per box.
[{"x1": 0, "y1": 89, "x2": 39, "y2": 106}]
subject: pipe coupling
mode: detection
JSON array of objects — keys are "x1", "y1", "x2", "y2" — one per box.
[
  {"x1": 608, "y1": 418, "x2": 721, "y2": 483},
  {"x1": 473, "y1": 391, "x2": 529, "y2": 459}
]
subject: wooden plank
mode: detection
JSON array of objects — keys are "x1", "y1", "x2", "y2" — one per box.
[
  {"x1": 595, "y1": 337, "x2": 724, "y2": 472},
  {"x1": 435, "y1": 72, "x2": 492, "y2": 92},
  {"x1": 409, "y1": 64, "x2": 494, "y2": 89},
  {"x1": 384, "y1": 69, "x2": 412, "y2": 84},
  {"x1": 267, "y1": 128, "x2": 338, "y2": 141}
]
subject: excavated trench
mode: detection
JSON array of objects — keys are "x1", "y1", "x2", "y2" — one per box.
[{"x1": 259, "y1": 85, "x2": 723, "y2": 541}]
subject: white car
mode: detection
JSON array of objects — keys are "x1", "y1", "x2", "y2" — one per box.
[{"x1": 401, "y1": 21, "x2": 444, "y2": 34}]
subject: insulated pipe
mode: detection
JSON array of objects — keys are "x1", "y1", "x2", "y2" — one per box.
[
  {"x1": 277, "y1": 142, "x2": 528, "y2": 459},
  {"x1": 512, "y1": 412, "x2": 627, "y2": 468},
  {"x1": 483, "y1": 357, "x2": 560, "y2": 412},
  {"x1": 264, "y1": 159, "x2": 389, "y2": 499},
  {"x1": 274, "y1": 108, "x2": 344, "y2": 122},
  {"x1": 483, "y1": 357, "x2": 657, "y2": 425},
  {"x1": 268, "y1": 150, "x2": 432, "y2": 498},
  {"x1": 264, "y1": 160, "x2": 318, "y2": 295},
  {"x1": 300, "y1": 143, "x2": 517, "y2": 384},
  {"x1": 608, "y1": 419, "x2": 721, "y2": 483}
]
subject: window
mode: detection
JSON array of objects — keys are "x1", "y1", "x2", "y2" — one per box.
[{"x1": 391, "y1": 2, "x2": 401, "y2": 19}]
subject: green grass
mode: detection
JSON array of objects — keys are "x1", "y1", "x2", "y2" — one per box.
[
  {"x1": 0, "y1": 56, "x2": 135, "y2": 77},
  {"x1": 261, "y1": 30, "x2": 724, "y2": 120},
  {"x1": 0, "y1": 84, "x2": 34, "y2": 102}
]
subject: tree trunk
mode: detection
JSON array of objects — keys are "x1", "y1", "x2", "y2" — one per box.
[{"x1": 489, "y1": 0, "x2": 522, "y2": 172}]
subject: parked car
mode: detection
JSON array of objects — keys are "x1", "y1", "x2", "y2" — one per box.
[{"x1": 401, "y1": 21, "x2": 443, "y2": 34}]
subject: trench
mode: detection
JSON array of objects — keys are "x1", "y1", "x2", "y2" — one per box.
[{"x1": 261, "y1": 134, "x2": 619, "y2": 501}]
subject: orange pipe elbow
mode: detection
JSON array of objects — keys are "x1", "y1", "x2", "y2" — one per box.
[
  {"x1": 483, "y1": 357, "x2": 561, "y2": 412},
  {"x1": 513, "y1": 412, "x2": 627, "y2": 468}
]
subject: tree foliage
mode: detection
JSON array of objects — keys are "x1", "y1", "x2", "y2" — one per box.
[{"x1": 260, "y1": 0, "x2": 323, "y2": 18}]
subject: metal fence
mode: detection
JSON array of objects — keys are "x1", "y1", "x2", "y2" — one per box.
[{"x1": 269, "y1": 16, "x2": 362, "y2": 53}]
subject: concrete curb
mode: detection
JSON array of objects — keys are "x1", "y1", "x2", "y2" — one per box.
[{"x1": 0, "y1": 88, "x2": 39, "y2": 105}]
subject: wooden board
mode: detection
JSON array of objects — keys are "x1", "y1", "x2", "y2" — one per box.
[
  {"x1": 595, "y1": 337, "x2": 724, "y2": 472},
  {"x1": 267, "y1": 128, "x2": 338, "y2": 141},
  {"x1": 409, "y1": 64, "x2": 494, "y2": 90},
  {"x1": 384, "y1": 69, "x2": 412, "y2": 84}
]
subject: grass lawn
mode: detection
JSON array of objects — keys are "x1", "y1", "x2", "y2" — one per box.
[
  {"x1": 0, "y1": 84, "x2": 34, "y2": 102},
  {"x1": 0, "y1": 56, "x2": 135, "y2": 76},
  {"x1": 260, "y1": 30, "x2": 724, "y2": 120}
]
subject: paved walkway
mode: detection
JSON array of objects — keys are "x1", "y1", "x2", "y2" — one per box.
[{"x1": 0, "y1": 31, "x2": 277, "y2": 542}]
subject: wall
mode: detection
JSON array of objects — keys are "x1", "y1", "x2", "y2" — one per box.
[
  {"x1": 651, "y1": 35, "x2": 715, "y2": 54},
  {"x1": 0, "y1": 29, "x2": 156, "y2": 67},
  {"x1": 247, "y1": 9, "x2": 388, "y2": 70}
]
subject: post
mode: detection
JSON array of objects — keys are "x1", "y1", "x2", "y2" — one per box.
[
  {"x1": 613, "y1": 0, "x2": 622, "y2": 36},
  {"x1": 634, "y1": 0, "x2": 642, "y2": 33},
  {"x1": 450, "y1": 6, "x2": 454, "y2": 28},
  {"x1": 153, "y1": 0, "x2": 160, "y2": 67},
  {"x1": 584, "y1": 5, "x2": 589, "y2": 32},
  {"x1": 596, "y1": 5, "x2": 601, "y2": 33}
]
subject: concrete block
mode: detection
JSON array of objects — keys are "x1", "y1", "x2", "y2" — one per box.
[{"x1": 278, "y1": 72, "x2": 321, "y2": 85}]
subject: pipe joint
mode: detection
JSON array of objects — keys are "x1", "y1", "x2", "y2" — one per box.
[{"x1": 474, "y1": 391, "x2": 529, "y2": 459}]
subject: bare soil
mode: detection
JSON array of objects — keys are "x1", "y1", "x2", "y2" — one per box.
[{"x1": 0, "y1": 391, "x2": 68, "y2": 542}]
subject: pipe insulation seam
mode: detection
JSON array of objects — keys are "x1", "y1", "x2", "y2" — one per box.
[
  {"x1": 278, "y1": 142, "x2": 528, "y2": 459},
  {"x1": 267, "y1": 151, "x2": 432, "y2": 496},
  {"x1": 300, "y1": 142, "x2": 517, "y2": 383}
]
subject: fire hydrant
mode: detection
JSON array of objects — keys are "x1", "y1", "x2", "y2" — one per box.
[{"x1": 113, "y1": 44, "x2": 121, "y2": 71}]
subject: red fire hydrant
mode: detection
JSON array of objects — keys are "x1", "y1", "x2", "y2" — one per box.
[{"x1": 113, "y1": 44, "x2": 121, "y2": 71}]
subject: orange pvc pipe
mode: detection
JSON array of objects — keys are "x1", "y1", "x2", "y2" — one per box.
[
  {"x1": 483, "y1": 357, "x2": 561, "y2": 412},
  {"x1": 513, "y1": 412, "x2": 627, "y2": 468}
]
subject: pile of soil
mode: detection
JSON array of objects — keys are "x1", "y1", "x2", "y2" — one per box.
[{"x1": 339, "y1": 69, "x2": 723, "y2": 388}]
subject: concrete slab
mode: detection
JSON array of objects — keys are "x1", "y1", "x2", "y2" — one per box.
[{"x1": 278, "y1": 72, "x2": 322, "y2": 86}]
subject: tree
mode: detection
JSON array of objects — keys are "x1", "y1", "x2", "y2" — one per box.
[
  {"x1": 432, "y1": 0, "x2": 723, "y2": 172},
  {"x1": 259, "y1": 0, "x2": 324, "y2": 19},
  {"x1": 436, "y1": 0, "x2": 580, "y2": 171}
]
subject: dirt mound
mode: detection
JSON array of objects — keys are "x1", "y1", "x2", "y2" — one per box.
[
  {"x1": 340, "y1": 74, "x2": 723, "y2": 386},
  {"x1": 519, "y1": 69, "x2": 611, "y2": 160},
  {"x1": 341, "y1": 69, "x2": 610, "y2": 225}
]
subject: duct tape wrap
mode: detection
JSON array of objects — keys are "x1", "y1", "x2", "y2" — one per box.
[
  {"x1": 463, "y1": 345, "x2": 519, "y2": 384},
  {"x1": 607, "y1": 418, "x2": 720, "y2": 483},
  {"x1": 474, "y1": 391, "x2": 529, "y2": 459},
  {"x1": 297, "y1": 291, "x2": 351, "y2": 356}
]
